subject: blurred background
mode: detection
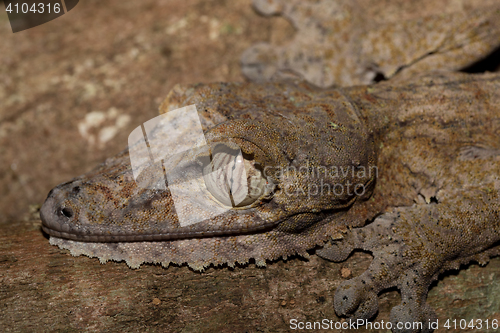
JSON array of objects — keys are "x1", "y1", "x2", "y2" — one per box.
[{"x1": 0, "y1": 0, "x2": 294, "y2": 224}]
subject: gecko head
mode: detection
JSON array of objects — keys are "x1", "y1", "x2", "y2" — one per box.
[
  {"x1": 39, "y1": 149, "x2": 172, "y2": 242},
  {"x1": 41, "y1": 112, "x2": 376, "y2": 243},
  {"x1": 40, "y1": 178, "x2": 91, "y2": 240},
  {"x1": 40, "y1": 140, "x2": 278, "y2": 243}
]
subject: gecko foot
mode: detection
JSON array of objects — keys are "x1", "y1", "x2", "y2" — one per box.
[{"x1": 318, "y1": 208, "x2": 452, "y2": 332}]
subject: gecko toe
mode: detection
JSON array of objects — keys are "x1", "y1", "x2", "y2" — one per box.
[
  {"x1": 390, "y1": 271, "x2": 437, "y2": 333},
  {"x1": 334, "y1": 275, "x2": 379, "y2": 319},
  {"x1": 328, "y1": 208, "x2": 444, "y2": 330},
  {"x1": 390, "y1": 302, "x2": 436, "y2": 333}
]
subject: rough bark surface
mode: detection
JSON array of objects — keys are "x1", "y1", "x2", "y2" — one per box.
[{"x1": 1, "y1": 219, "x2": 499, "y2": 332}]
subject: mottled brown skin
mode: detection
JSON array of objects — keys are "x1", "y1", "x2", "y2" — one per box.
[{"x1": 41, "y1": 72, "x2": 500, "y2": 332}]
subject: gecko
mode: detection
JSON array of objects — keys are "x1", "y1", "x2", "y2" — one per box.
[
  {"x1": 39, "y1": 2, "x2": 500, "y2": 332},
  {"x1": 41, "y1": 72, "x2": 500, "y2": 332}
]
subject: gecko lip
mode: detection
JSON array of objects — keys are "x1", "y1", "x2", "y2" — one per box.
[{"x1": 40, "y1": 180, "x2": 279, "y2": 243}]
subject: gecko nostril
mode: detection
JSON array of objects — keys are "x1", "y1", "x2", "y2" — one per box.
[
  {"x1": 72, "y1": 186, "x2": 81, "y2": 195},
  {"x1": 60, "y1": 207, "x2": 74, "y2": 219}
]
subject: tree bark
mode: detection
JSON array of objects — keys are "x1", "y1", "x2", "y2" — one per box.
[{"x1": 1, "y1": 219, "x2": 499, "y2": 332}]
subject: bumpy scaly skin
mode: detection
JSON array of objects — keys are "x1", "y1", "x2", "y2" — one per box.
[
  {"x1": 42, "y1": 72, "x2": 500, "y2": 332},
  {"x1": 43, "y1": 81, "x2": 379, "y2": 270},
  {"x1": 242, "y1": 0, "x2": 500, "y2": 87},
  {"x1": 39, "y1": 3, "x2": 500, "y2": 332}
]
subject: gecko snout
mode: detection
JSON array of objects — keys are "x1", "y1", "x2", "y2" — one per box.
[{"x1": 40, "y1": 181, "x2": 80, "y2": 239}]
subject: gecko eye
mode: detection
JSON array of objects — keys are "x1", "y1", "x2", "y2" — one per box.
[{"x1": 202, "y1": 146, "x2": 272, "y2": 208}]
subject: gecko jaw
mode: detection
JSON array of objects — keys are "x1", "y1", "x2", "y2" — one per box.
[{"x1": 40, "y1": 179, "x2": 281, "y2": 242}]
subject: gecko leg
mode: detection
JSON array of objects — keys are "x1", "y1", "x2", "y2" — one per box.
[{"x1": 318, "y1": 189, "x2": 500, "y2": 332}]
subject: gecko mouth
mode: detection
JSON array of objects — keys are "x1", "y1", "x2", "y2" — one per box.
[
  {"x1": 41, "y1": 217, "x2": 278, "y2": 244},
  {"x1": 40, "y1": 181, "x2": 279, "y2": 243}
]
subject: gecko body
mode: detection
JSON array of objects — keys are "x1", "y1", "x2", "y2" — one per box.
[{"x1": 42, "y1": 73, "x2": 500, "y2": 331}]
